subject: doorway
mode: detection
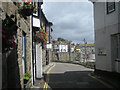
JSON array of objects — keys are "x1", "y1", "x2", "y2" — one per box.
[
  {"x1": 111, "y1": 34, "x2": 120, "y2": 73},
  {"x1": 22, "y1": 32, "x2": 26, "y2": 74}
]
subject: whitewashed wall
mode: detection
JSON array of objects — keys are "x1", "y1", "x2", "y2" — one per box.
[
  {"x1": 59, "y1": 45, "x2": 68, "y2": 52},
  {"x1": 94, "y1": 2, "x2": 119, "y2": 73},
  {"x1": 36, "y1": 43, "x2": 42, "y2": 78}
]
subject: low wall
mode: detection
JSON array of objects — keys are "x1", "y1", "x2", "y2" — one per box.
[{"x1": 52, "y1": 52, "x2": 82, "y2": 62}]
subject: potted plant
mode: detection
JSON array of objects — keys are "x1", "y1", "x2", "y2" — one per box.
[
  {"x1": 23, "y1": 73, "x2": 31, "y2": 85},
  {"x1": 18, "y1": 2, "x2": 37, "y2": 18}
]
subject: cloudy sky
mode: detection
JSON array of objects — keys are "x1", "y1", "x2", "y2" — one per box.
[{"x1": 43, "y1": 1, "x2": 94, "y2": 44}]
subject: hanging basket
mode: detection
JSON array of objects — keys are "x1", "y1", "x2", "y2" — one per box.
[
  {"x1": 18, "y1": 8, "x2": 33, "y2": 16},
  {"x1": 18, "y1": 2, "x2": 37, "y2": 18},
  {"x1": 34, "y1": 28, "x2": 48, "y2": 49}
]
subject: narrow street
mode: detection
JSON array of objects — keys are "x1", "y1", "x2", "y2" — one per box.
[
  {"x1": 1, "y1": 1, "x2": 120, "y2": 89},
  {"x1": 44, "y1": 62, "x2": 110, "y2": 88}
]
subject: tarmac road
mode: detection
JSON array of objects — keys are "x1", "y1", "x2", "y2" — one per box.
[{"x1": 44, "y1": 62, "x2": 112, "y2": 89}]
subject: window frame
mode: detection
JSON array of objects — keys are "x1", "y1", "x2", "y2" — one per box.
[{"x1": 106, "y1": 2, "x2": 115, "y2": 14}]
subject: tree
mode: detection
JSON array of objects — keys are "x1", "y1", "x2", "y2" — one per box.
[{"x1": 57, "y1": 37, "x2": 66, "y2": 41}]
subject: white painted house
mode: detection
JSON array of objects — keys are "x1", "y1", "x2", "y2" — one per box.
[
  {"x1": 90, "y1": 0, "x2": 120, "y2": 73},
  {"x1": 32, "y1": 1, "x2": 43, "y2": 84},
  {"x1": 52, "y1": 41, "x2": 68, "y2": 52},
  {"x1": 59, "y1": 44, "x2": 68, "y2": 52}
]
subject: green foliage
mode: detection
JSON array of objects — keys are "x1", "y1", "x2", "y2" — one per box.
[
  {"x1": 79, "y1": 62, "x2": 95, "y2": 69},
  {"x1": 57, "y1": 37, "x2": 66, "y2": 41},
  {"x1": 2, "y1": 15, "x2": 17, "y2": 53},
  {"x1": 23, "y1": 73, "x2": 31, "y2": 80}
]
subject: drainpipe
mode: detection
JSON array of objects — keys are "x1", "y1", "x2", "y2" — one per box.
[{"x1": 69, "y1": 41, "x2": 71, "y2": 61}]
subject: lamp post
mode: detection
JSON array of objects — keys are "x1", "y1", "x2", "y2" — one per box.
[
  {"x1": 84, "y1": 38, "x2": 87, "y2": 62},
  {"x1": 69, "y1": 41, "x2": 71, "y2": 61}
]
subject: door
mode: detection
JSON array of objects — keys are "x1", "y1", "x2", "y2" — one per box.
[
  {"x1": 22, "y1": 32, "x2": 26, "y2": 74},
  {"x1": 112, "y1": 34, "x2": 120, "y2": 73}
]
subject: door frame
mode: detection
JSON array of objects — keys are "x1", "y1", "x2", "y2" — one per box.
[{"x1": 111, "y1": 34, "x2": 120, "y2": 73}]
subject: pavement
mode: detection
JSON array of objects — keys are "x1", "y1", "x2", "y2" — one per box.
[{"x1": 30, "y1": 62, "x2": 54, "y2": 89}]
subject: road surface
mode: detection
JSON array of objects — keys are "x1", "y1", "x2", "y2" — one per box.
[{"x1": 44, "y1": 62, "x2": 110, "y2": 89}]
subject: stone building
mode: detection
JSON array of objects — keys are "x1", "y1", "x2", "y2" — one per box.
[
  {"x1": 52, "y1": 40, "x2": 69, "y2": 52},
  {"x1": 1, "y1": 1, "x2": 52, "y2": 89},
  {"x1": 31, "y1": 1, "x2": 43, "y2": 83},
  {"x1": 1, "y1": 2, "x2": 32, "y2": 88},
  {"x1": 31, "y1": 6, "x2": 53, "y2": 81},
  {"x1": 46, "y1": 22, "x2": 53, "y2": 65},
  {"x1": 40, "y1": 10, "x2": 53, "y2": 66}
]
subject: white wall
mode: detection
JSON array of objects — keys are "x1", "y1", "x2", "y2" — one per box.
[
  {"x1": 94, "y1": 2, "x2": 119, "y2": 72},
  {"x1": 36, "y1": 43, "x2": 42, "y2": 78}
]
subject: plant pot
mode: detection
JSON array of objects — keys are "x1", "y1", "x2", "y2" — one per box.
[{"x1": 24, "y1": 79, "x2": 29, "y2": 84}]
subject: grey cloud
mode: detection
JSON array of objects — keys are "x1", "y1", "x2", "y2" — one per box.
[{"x1": 43, "y1": 1, "x2": 94, "y2": 44}]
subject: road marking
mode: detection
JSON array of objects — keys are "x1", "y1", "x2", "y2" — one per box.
[
  {"x1": 43, "y1": 63, "x2": 56, "y2": 90},
  {"x1": 88, "y1": 73, "x2": 113, "y2": 88}
]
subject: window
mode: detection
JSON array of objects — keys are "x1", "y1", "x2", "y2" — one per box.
[{"x1": 107, "y1": 2, "x2": 115, "y2": 14}]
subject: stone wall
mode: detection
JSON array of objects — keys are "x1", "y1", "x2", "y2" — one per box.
[
  {"x1": 42, "y1": 49, "x2": 46, "y2": 66},
  {"x1": 2, "y1": 2, "x2": 32, "y2": 88},
  {"x1": 49, "y1": 50, "x2": 53, "y2": 63},
  {"x1": 46, "y1": 49, "x2": 52, "y2": 64},
  {"x1": 52, "y1": 52, "x2": 82, "y2": 62}
]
